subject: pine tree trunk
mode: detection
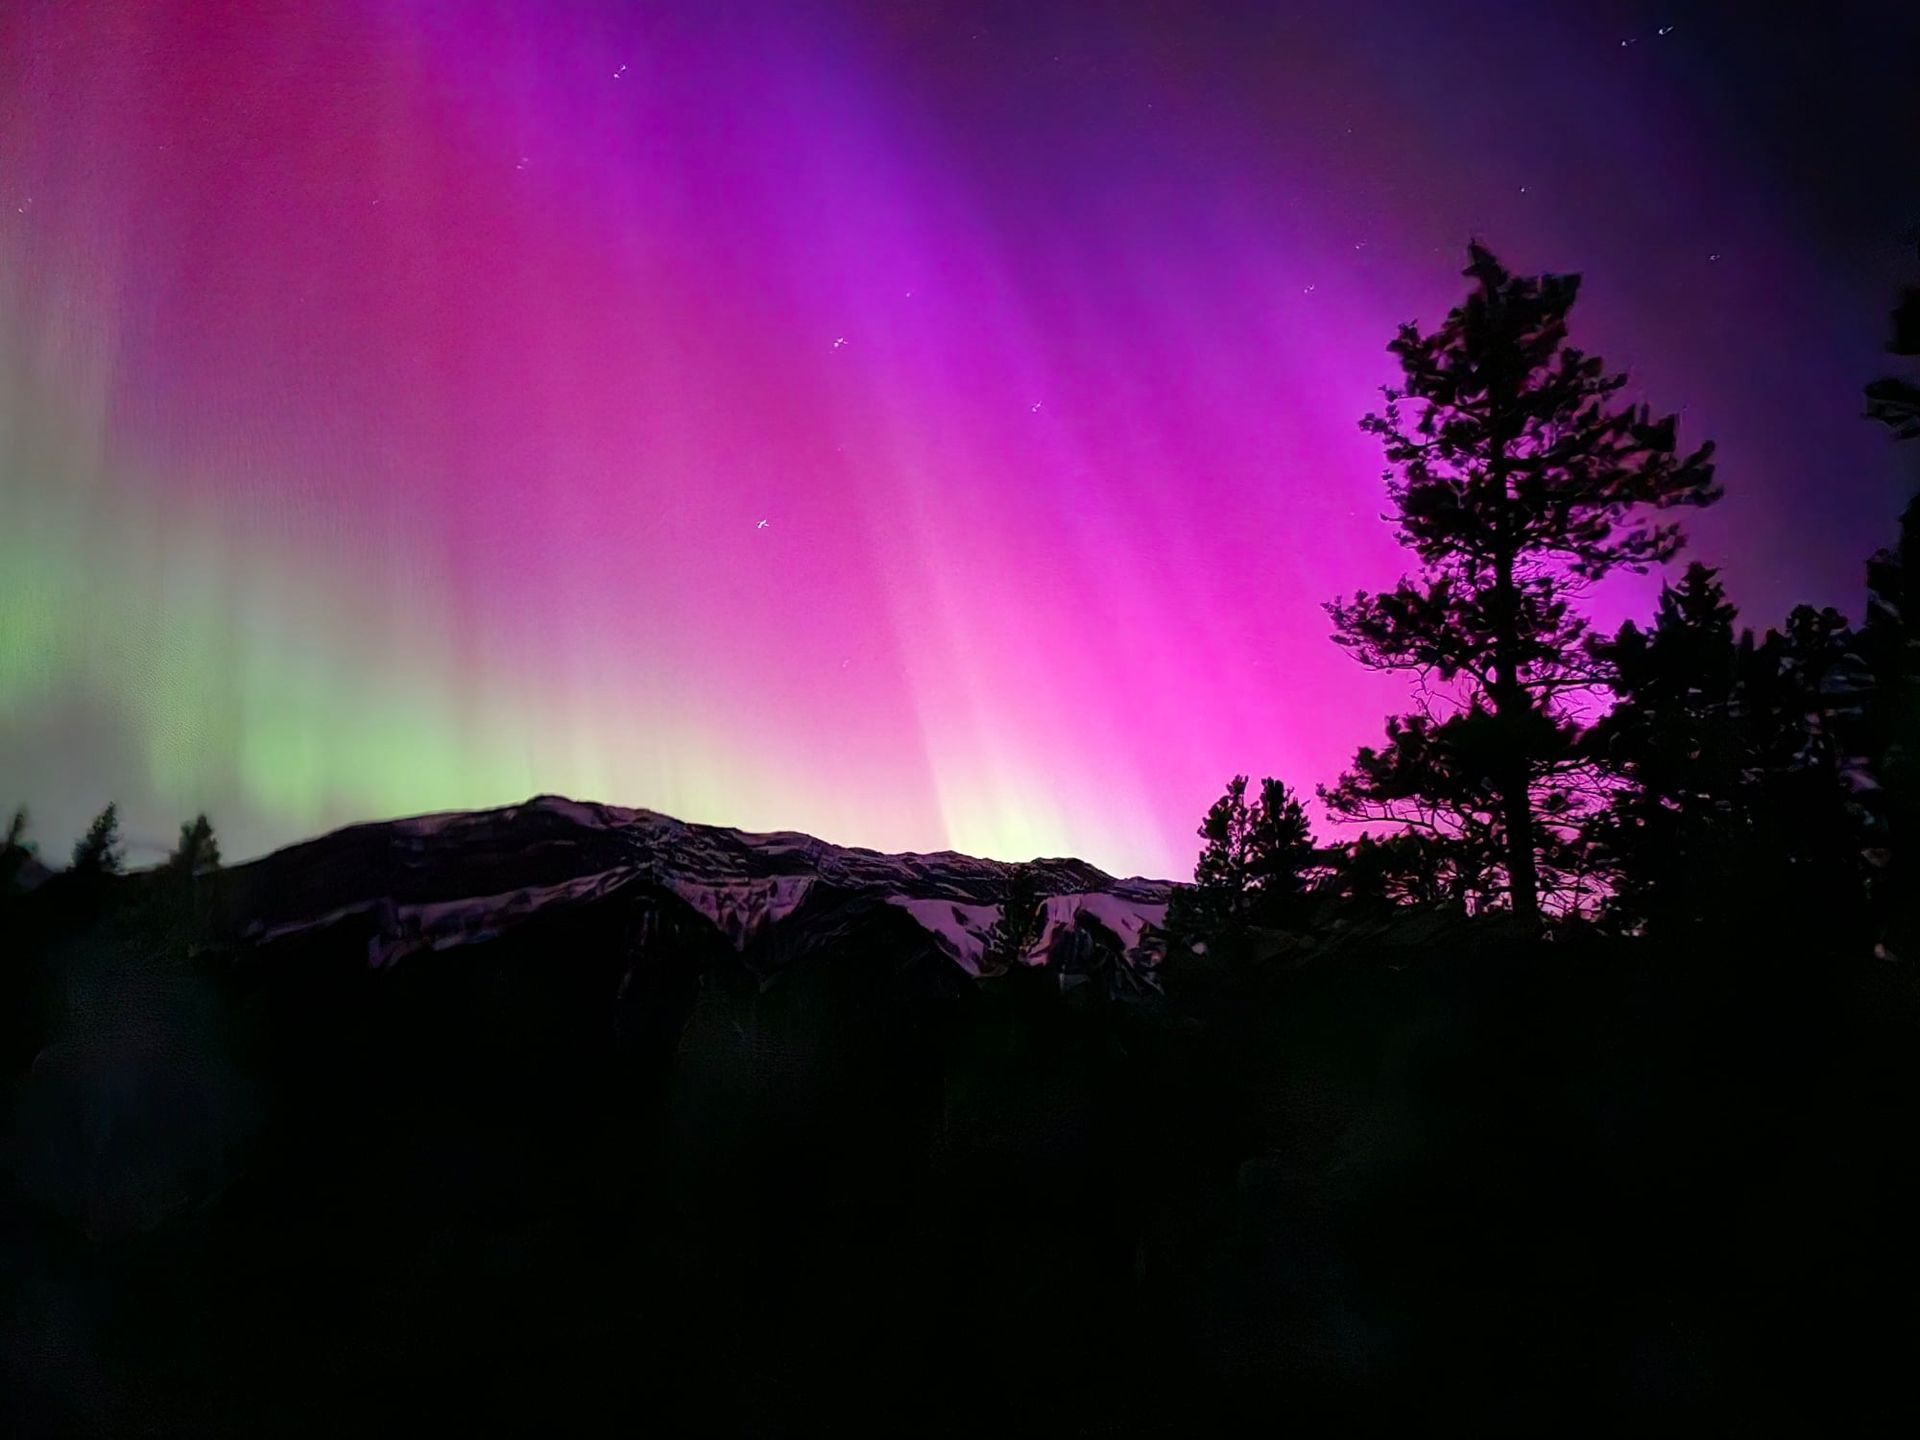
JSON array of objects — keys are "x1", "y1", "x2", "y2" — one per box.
[
  {"x1": 1489, "y1": 502, "x2": 1542, "y2": 923},
  {"x1": 1500, "y1": 762, "x2": 1540, "y2": 921}
]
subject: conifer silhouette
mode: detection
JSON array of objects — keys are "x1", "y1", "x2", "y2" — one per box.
[
  {"x1": 1865, "y1": 241, "x2": 1920, "y2": 439},
  {"x1": 1326, "y1": 244, "x2": 1719, "y2": 919},
  {"x1": 70, "y1": 803, "x2": 124, "y2": 876},
  {"x1": 981, "y1": 862, "x2": 1047, "y2": 977},
  {"x1": 1, "y1": 806, "x2": 31, "y2": 892},
  {"x1": 168, "y1": 813, "x2": 222, "y2": 876},
  {"x1": 1587, "y1": 564, "x2": 1756, "y2": 931},
  {"x1": 1858, "y1": 245, "x2": 1920, "y2": 955},
  {"x1": 1170, "y1": 775, "x2": 1316, "y2": 940}
]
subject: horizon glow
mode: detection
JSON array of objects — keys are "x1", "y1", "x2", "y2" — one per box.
[{"x1": 3, "y1": 1, "x2": 1913, "y2": 877}]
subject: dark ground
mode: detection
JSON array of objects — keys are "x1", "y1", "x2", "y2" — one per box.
[{"x1": 4, "y1": 877, "x2": 1918, "y2": 1436}]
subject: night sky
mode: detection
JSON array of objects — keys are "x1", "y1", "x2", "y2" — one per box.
[{"x1": 3, "y1": 1, "x2": 1917, "y2": 877}]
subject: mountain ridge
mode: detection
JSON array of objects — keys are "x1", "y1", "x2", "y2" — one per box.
[{"x1": 223, "y1": 792, "x2": 1174, "y2": 981}]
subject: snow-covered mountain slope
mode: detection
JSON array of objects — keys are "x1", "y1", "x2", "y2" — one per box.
[{"x1": 230, "y1": 795, "x2": 1173, "y2": 980}]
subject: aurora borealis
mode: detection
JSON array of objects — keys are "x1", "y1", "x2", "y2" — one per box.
[{"x1": 3, "y1": 1, "x2": 1916, "y2": 877}]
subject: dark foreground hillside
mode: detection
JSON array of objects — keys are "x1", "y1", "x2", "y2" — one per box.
[{"x1": 4, "y1": 816, "x2": 1918, "y2": 1435}]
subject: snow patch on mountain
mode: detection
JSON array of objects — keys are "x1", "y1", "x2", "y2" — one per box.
[
  {"x1": 665, "y1": 874, "x2": 816, "y2": 951},
  {"x1": 886, "y1": 897, "x2": 1006, "y2": 975},
  {"x1": 375, "y1": 868, "x2": 641, "y2": 965},
  {"x1": 889, "y1": 892, "x2": 1172, "y2": 976},
  {"x1": 241, "y1": 869, "x2": 647, "y2": 967},
  {"x1": 1044, "y1": 892, "x2": 1170, "y2": 951}
]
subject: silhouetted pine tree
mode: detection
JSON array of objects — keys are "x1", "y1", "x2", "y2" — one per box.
[
  {"x1": 1, "y1": 806, "x2": 31, "y2": 892},
  {"x1": 168, "y1": 814, "x2": 221, "y2": 876},
  {"x1": 1858, "y1": 249, "x2": 1920, "y2": 956},
  {"x1": 1594, "y1": 570, "x2": 1870, "y2": 939},
  {"x1": 1853, "y1": 504, "x2": 1919, "y2": 952},
  {"x1": 1325, "y1": 244, "x2": 1719, "y2": 919},
  {"x1": 1242, "y1": 777, "x2": 1314, "y2": 923},
  {"x1": 1168, "y1": 775, "x2": 1317, "y2": 943},
  {"x1": 1858, "y1": 500, "x2": 1919, "y2": 958},
  {"x1": 1865, "y1": 243, "x2": 1920, "y2": 439},
  {"x1": 1750, "y1": 605, "x2": 1874, "y2": 939},
  {"x1": 1587, "y1": 564, "x2": 1755, "y2": 932},
  {"x1": 70, "y1": 803, "x2": 124, "y2": 876},
  {"x1": 981, "y1": 862, "x2": 1047, "y2": 977}
]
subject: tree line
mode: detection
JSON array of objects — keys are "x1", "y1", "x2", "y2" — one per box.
[
  {"x1": 1160, "y1": 241, "x2": 1919, "y2": 959},
  {"x1": 2, "y1": 802, "x2": 222, "y2": 889}
]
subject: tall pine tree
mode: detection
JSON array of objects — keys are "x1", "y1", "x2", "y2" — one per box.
[
  {"x1": 70, "y1": 803, "x2": 124, "y2": 876},
  {"x1": 1860, "y1": 502, "x2": 1919, "y2": 957},
  {"x1": 1325, "y1": 244, "x2": 1719, "y2": 919},
  {"x1": 1859, "y1": 244, "x2": 1920, "y2": 954}
]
